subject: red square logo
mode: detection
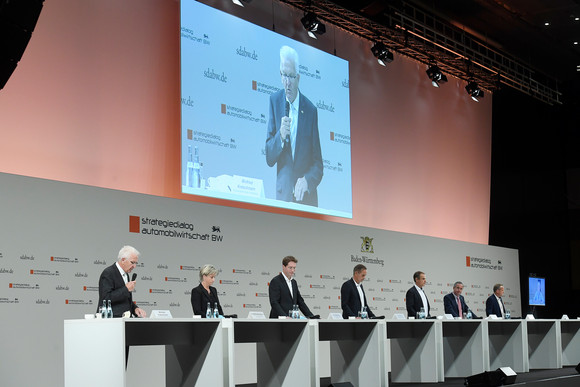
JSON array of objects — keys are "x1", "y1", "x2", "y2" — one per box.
[
  {"x1": 129, "y1": 216, "x2": 140, "y2": 233},
  {"x1": 252, "y1": 80, "x2": 257, "y2": 90},
  {"x1": 466, "y1": 256, "x2": 471, "y2": 267}
]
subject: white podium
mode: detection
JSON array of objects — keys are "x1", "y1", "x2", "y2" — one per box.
[
  {"x1": 526, "y1": 319, "x2": 562, "y2": 369},
  {"x1": 387, "y1": 320, "x2": 440, "y2": 383},
  {"x1": 312, "y1": 320, "x2": 385, "y2": 387},
  {"x1": 560, "y1": 319, "x2": 580, "y2": 366},
  {"x1": 486, "y1": 319, "x2": 529, "y2": 373},
  {"x1": 64, "y1": 318, "x2": 223, "y2": 387},
  {"x1": 441, "y1": 319, "x2": 486, "y2": 377},
  {"x1": 223, "y1": 319, "x2": 312, "y2": 387}
]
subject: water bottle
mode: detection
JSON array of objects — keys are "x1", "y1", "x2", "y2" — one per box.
[
  {"x1": 107, "y1": 300, "x2": 113, "y2": 319},
  {"x1": 101, "y1": 300, "x2": 107, "y2": 319},
  {"x1": 205, "y1": 302, "x2": 212, "y2": 318},
  {"x1": 419, "y1": 307, "x2": 426, "y2": 319},
  {"x1": 505, "y1": 310, "x2": 511, "y2": 319},
  {"x1": 467, "y1": 309, "x2": 473, "y2": 319},
  {"x1": 193, "y1": 146, "x2": 201, "y2": 188},
  {"x1": 361, "y1": 306, "x2": 368, "y2": 319},
  {"x1": 186, "y1": 145, "x2": 194, "y2": 187},
  {"x1": 213, "y1": 302, "x2": 219, "y2": 318},
  {"x1": 292, "y1": 304, "x2": 299, "y2": 319}
]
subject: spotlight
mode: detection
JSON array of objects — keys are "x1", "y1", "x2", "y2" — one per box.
[
  {"x1": 232, "y1": 0, "x2": 251, "y2": 6},
  {"x1": 371, "y1": 42, "x2": 394, "y2": 66},
  {"x1": 465, "y1": 80, "x2": 484, "y2": 101},
  {"x1": 426, "y1": 64, "x2": 447, "y2": 87},
  {"x1": 301, "y1": 12, "x2": 326, "y2": 39}
]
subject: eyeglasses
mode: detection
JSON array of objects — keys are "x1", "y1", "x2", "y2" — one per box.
[{"x1": 280, "y1": 72, "x2": 298, "y2": 81}]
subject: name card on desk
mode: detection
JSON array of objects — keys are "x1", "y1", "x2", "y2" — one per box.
[
  {"x1": 150, "y1": 310, "x2": 173, "y2": 319},
  {"x1": 392, "y1": 313, "x2": 406, "y2": 320},
  {"x1": 327, "y1": 313, "x2": 343, "y2": 320},
  {"x1": 488, "y1": 314, "x2": 499, "y2": 320},
  {"x1": 248, "y1": 311, "x2": 266, "y2": 319},
  {"x1": 444, "y1": 314, "x2": 455, "y2": 320},
  {"x1": 525, "y1": 314, "x2": 535, "y2": 320}
]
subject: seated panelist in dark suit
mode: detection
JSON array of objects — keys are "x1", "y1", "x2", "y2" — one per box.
[
  {"x1": 341, "y1": 264, "x2": 376, "y2": 319},
  {"x1": 268, "y1": 255, "x2": 315, "y2": 318},
  {"x1": 191, "y1": 264, "x2": 224, "y2": 318},
  {"x1": 486, "y1": 283, "x2": 506, "y2": 317},
  {"x1": 266, "y1": 45, "x2": 323, "y2": 207},
  {"x1": 97, "y1": 245, "x2": 146, "y2": 318},
  {"x1": 443, "y1": 281, "x2": 477, "y2": 318},
  {"x1": 406, "y1": 270, "x2": 431, "y2": 318}
]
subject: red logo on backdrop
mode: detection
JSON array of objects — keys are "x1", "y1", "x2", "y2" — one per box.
[
  {"x1": 84, "y1": 286, "x2": 87, "y2": 291},
  {"x1": 149, "y1": 289, "x2": 152, "y2": 293},
  {"x1": 466, "y1": 256, "x2": 471, "y2": 266},
  {"x1": 221, "y1": 104, "x2": 226, "y2": 114},
  {"x1": 51, "y1": 257, "x2": 54, "y2": 261},
  {"x1": 9, "y1": 283, "x2": 13, "y2": 288},
  {"x1": 129, "y1": 216, "x2": 140, "y2": 233},
  {"x1": 30, "y1": 270, "x2": 34, "y2": 274},
  {"x1": 165, "y1": 277, "x2": 168, "y2": 281},
  {"x1": 330, "y1": 132, "x2": 335, "y2": 141},
  {"x1": 220, "y1": 280, "x2": 222, "y2": 284},
  {"x1": 187, "y1": 129, "x2": 193, "y2": 140},
  {"x1": 65, "y1": 300, "x2": 69, "y2": 304},
  {"x1": 252, "y1": 80, "x2": 257, "y2": 90}
]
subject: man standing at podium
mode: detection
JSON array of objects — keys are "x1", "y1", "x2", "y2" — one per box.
[
  {"x1": 268, "y1": 255, "x2": 315, "y2": 318},
  {"x1": 443, "y1": 281, "x2": 477, "y2": 318},
  {"x1": 341, "y1": 264, "x2": 376, "y2": 319},
  {"x1": 486, "y1": 283, "x2": 506, "y2": 317},
  {"x1": 406, "y1": 271, "x2": 431, "y2": 318},
  {"x1": 97, "y1": 245, "x2": 147, "y2": 318}
]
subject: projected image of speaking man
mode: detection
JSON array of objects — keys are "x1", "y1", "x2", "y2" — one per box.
[{"x1": 266, "y1": 45, "x2": 323, "y2": 207}]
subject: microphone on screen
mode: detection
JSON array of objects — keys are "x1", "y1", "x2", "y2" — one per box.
[
  {"x1": 131, "y1": 273, "x2": 137, "y2": 281},
  {"x1": 284, "y1": 100, "x2": 290, "y2": 144}
]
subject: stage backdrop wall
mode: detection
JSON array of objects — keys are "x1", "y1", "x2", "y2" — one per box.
[
  {"x1": 0, "y1": 0, "x2": 493, "y2": 244},
  {"x1": 0, "y1": 172, "x2": 520, "y2": 386}
]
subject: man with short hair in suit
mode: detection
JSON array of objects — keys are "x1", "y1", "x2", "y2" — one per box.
[
  {"x1": 443, "y1": 281, "x2": 477, "y2": 318},
  {"x1": 266, "y1": 45, "x2": 323, "y2": 206},
  {"x1": 341, "y1": 264, "x2": 376, "y2": 319},
  {"x1": 268, "y1": 255, "x2": 315, "y2": 318},
  {"x1": 486, "y1": 283, "x2": 506, "y2": 317},
  {"x1": 97, "y1": 245, "x2": 146, "y2": 318},
  {"x1": 406, "y1": 271, "x2": 431, "y2": 318}
]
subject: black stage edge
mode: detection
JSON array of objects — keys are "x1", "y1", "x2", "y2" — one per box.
[{"x1": 235, "y1": 366, "x2": 580, "y2": 387}]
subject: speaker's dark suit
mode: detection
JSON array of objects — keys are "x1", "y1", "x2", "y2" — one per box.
[
  {"x1": 191, "y1": 283, "x2": 224, "y2": 317},
  {"x1": 266, "y1": 89, "x2": 323, "y2": 206},
  {"x1": 406, "y1": 286, "x2": 431, "y2": 318},
  {"x1": 486, "y1": 294, "x2": 504, "y2": 317},
  {"x1": 268, "y1": 273, "x2": 313, "y2": 318},
  {"x1": 97, "y1": 263, "x2": 138, "y2": 317},
  {"x1": 443, "y1": 293, "x2": 477, "y2": 318},
  {"x1": 340, "y1": 278, "x2": 376, "y2": 319}
]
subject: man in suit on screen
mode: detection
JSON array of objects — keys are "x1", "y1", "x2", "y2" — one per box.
[
  {"x1": 97, "y1": 245, "x2": 146, "y2": 318},
  {"x1": 268, "y1": 255, "x2": 316, "y2": 318},
  {"x1": 341, "y1": 264, "x2": 376, "y2": 319},
  {"x1": 486, "y1": 283, "x2": 506, "y2": 317},
  {"x1": 406, "y1": 270, "x2": 431, "y2": 318},
  {"x1": 266, "y1": 45, "x2": 323, "y2": 206},
  {"x1": 443, "y1": 281, "x2": 477, "y2": 318}
]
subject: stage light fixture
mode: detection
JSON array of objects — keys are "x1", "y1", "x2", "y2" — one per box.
[
  {"x1": 426, "y1": 64, "x2": 447, "y2": 87},
  {"x1": 301, "y1": 12, "x2": 326, "y2": 39},
  {"x1": 371, "y1": 42, "x2": 393, "y2": 66},
  {"x1": 465, "y1": 80, "x2": 484, "y2": 101}
]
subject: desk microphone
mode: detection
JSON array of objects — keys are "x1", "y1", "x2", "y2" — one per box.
[
  {"x1": 131, "y1": 273, "x2": 137, "y2": 281},
  {"x1": 284, "y1": 100, "x2": 290, "y2": 144}
]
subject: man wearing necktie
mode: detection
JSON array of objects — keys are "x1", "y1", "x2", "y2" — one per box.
[
  {"x1": 405, "y1": 271, "x2": 431, "y2": 318},
  {"x1": 97, "y1": 245, "x2": 147, "y2": 318},
  {"x1": 266, "y1": 45, "x2": 323, "y2": 206},
  {"x1": 485, "y1": 283, "x2": 506, "y2": 317},
  {"x1": 443, "y1": 281, "x2": 477, "y2": 318},
  {"x1": 341, "y1": 264, "x2": 376, "y2": 319}
]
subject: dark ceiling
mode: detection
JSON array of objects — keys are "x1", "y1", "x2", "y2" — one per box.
[{"x1": 334, "y1": 0, "x2": 580, "y2": 83}]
